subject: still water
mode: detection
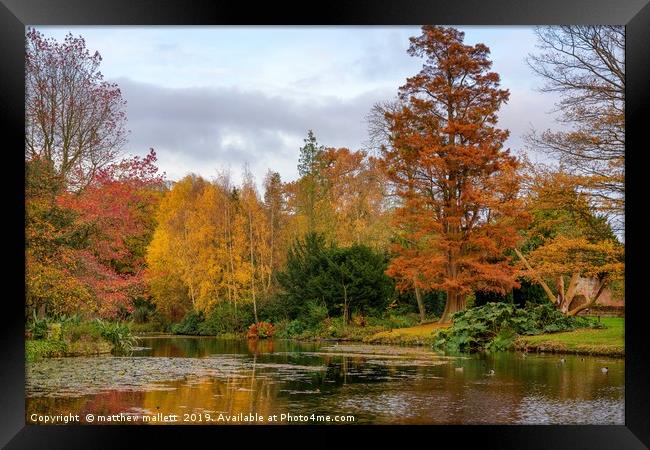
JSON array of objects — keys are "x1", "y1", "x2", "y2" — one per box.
[{"x1": 26, "y1": 337, "x2": 624, "y2": 425}]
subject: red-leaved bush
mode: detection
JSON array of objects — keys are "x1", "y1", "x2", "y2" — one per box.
[{"x1": 247, "y1": 322, "x2": 275, "y2": 339}]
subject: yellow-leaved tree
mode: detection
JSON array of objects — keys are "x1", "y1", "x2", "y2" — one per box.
[{"x1": 146, "y1": 170, "x2": 273, "y2": 322}]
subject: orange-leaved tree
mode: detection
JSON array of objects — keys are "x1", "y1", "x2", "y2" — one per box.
[
  {"x1": 515, "y1": 165, "x2": 624, "y2": 315},
  {"x1": 377, "y1": 26, "x2": 528, "y2": 323},
  {"x1": 319, "y1": 147, "x2": 390, "y2": 249}
]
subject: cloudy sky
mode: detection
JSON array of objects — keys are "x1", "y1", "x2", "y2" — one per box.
[{"x1": 35, "y1": 26, "x2": 562, "y2": 186}]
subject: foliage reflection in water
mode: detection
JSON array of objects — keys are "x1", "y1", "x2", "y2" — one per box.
[{"x1": 26, "y1": 337, "x2": 623, "y2": 425}]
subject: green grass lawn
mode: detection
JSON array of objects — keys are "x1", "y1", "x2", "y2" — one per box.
[
  {"x1": 515, "y1": 317, "x2": 624, "y2": 356},
  {"x1": 364, "y1": 316, "x2": 624, "y2": 356}
]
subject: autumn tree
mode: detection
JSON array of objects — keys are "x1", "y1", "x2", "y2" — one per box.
[
  {"x1": 377, "y1": 26, "x2": 527, "y2": 323},
  {"x1": 515, "y1": 165, "x2": 623, "y2": 315},
  {"x1": 27, "y1": 150, "x2": 164, "y2": 319},
  {"x1": 24, "y1": 29, "x2": 162, "y2": 319},
  {"x1": 146, "y1": 170, "x2": 272, "y2": 324},
  {"x1": 25, "y1": 28, "x2": 128, "y2": 191},
  {"x1": 26, "y1": 157, "x2": 93, "y2": 318},
  {"x1": 240, "y1": 168, "x2": 272, "y2": 323},
  {"x1": 293, "y1": 130, "x2": 328, "y2": 234},
  {"x1": 60, "y1": 150, "x2": 164, "y2": 317},
  {"x1": 146, "y1": 175, "x2": 209, "y2": 317},
  {"x1": 319, "y1": 148, "x2": 391, "y2": 248},
  {"x1": 526, "y1": 26, "x2": 624, "y2": 232},
  {"x1": 263, "y1": 171, "x2": 287, "y2": 290},
  {"x1": 146, "y1": 175, "x2": 240, "y2": 317}
]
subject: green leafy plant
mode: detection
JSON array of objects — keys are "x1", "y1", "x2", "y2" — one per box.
[
  {"x1": 304, "y1": 301, "x2": 329, "y2": 328},
  {"x1": 171, "y1": 310, "x2": 204, "y2": 335},
  {"x1": 198, "y1": 303, "x2": 253, "y2": 335},
  {"x1": 433, "y1": 302, "x2": 600, "y2": 353},
  {"x1": 27, "y1": 311, "x2": 51, "y2": 340},
  {"x1": 47, "y1": 322, "x2": 62, "y2": 341},
  {"x1": 94, "y1": 319, "x2": 138, "y2": 355},
  {"x1": 275, "y1": 319, "x2": 306, "y2": 338},
  {"x1": 26, "y1": 339, "x2": 67, "y2": 361}
]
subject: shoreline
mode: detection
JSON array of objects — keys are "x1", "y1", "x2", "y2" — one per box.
[
  {"x1": 28, "y1": 317, "x2": 624, "y2": 360},
  {"x1": 149, "y1": 331, "x2": 625, "y2": 358}
]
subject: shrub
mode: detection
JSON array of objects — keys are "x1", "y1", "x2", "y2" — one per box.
[
  {"x1": 94, "y1": 319, "x2": 139, "y2": 354},
  {"x1": 62, "y1": 321, "x2": 102, "y2": 342},
  {"x1": 433, "y1": 302, "x2": 599, "y2": 353},
  {"x1": 171, "y1": 310, "x2": 205, "y2": 335},
  {"x1": 247, "y1": 321, "x2": 275, "y2": 339},
  {"x1": 284, "y1": 319, "x2": 307, "y2": 337},
  {"x1": 131, "y1": 306, "x2": 151, "y2": 324},
  {"x1": 352, "y1": 313, "x2": 366, "y2": 327},
  {"x1": 46, "y1": 323, "x2": 62, "y2": 341},
  {"x1": 389, "y1": 313, "x2": 420, "y2": 329},
  {"x1": 26, "y1": 339, "x2": 67, "y2": 361},
  {"x1": 27, "y1": 312, "x2": 50, "y2": 340},
  {"x1": 149, "y1": 311, "x2": 171, "y2": 332},
  {"x1": 198, "y1": 303, "x2": 254, "y2": 335},
  {"x1": 58, "y1": 314, "x2": 82, "y2": 326},
  {"x1": 304, "y1": 301, "x2": 329, "y2": 328},
  {"x1": 258, "y1": 295, "x2": 289, "y2": 324}
]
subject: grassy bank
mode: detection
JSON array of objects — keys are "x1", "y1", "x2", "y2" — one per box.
[
  {"x1": 25, "y1": 339, "x2": 112, "y2": 361},
  {"x1": 274, "y1": 314, "x2": 434, "y2": 341},
  {"x1": 26, "y1": 318, "x2": 138, "y2": 361},
  {"x1": 364, "y1": 315, "x2": 624, "y2": 356},
  {"x1": 161, "y1": 308, "x2": 430, "y2": 342},
  {"x1": 364, "y1": 322, "x2": 449, "y2": 345},
  {"x1": 515, "y1": 317, "x2": 624, "y2": 357}
]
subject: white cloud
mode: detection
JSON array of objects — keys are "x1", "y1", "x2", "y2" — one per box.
[{"x1": 36, "y1": 26, "x2": 566, "y2": 186}]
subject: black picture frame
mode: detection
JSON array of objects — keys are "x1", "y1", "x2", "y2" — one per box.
[{"x1": 2, "y1": 1, "x2": 648, "y2": 448}]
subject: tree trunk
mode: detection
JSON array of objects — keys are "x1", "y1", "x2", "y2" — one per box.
[
  {"x1": 249, "y1": 209, "x2": 258, "y2": 323},
  {"x1": 342, "y1": 284, "x2": 349, "y2": 325},
  {"x1": 564, "y1": 272, "x2": 580, "y2": 307},
  {"x1": 567, "y1": 278, "x2": 608, "y2": 316},
  {"x1": 557, "y1": 272, "x2": 580, "y2": 313},
  {"x1": 188, "y1": 284, "x2": 196, "y2": 310},
  {"x1": 514, "y1": 248, "x2": 556, "y2": 304},
  {"x1": 38, "y1": 303, "x2": 46, "y2": 319},
  {"x1": 514, "y1": 247, "x2": 597, "y2": 317},
  {"x1": 226, "y1": 205, "x2": 237, "y2": 316},
  {"x1": 557, "y1": 275, "x2": 565, "y2": 307},
  {"x1": 268, "y1": 205, "x2": 274, "y2": 291},
  {"x1": 439, "y1": 289, "x2": 466, "y2": 323},
  {"x1": 223, "y1": 208, "x2": 232, "y2": 306},
  {"x1": 413, "y1": 277, "x2": 426, "y2": 323}
]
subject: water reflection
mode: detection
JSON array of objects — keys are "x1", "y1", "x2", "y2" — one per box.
[{"x1": 26, "y1": 338, "x2": 624, "y2": 425}]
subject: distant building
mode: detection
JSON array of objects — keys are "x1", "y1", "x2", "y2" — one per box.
[{"x1": 573, "y1": 276, "x2": 624, "y2": 316}]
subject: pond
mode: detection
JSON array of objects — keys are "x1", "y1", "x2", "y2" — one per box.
[{"x1": 25, "y1": 337, "x2": 624, "y2": 425}]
